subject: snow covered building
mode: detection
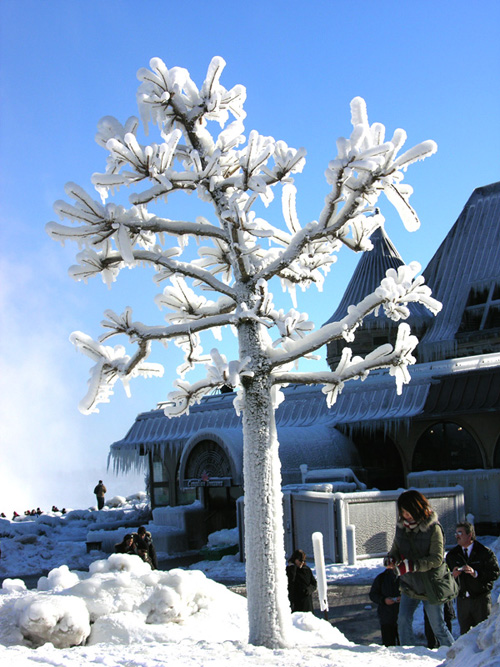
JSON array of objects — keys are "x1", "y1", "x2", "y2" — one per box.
[{"x1": 110, "y1": 182, "x2": 500, "y2": 538}]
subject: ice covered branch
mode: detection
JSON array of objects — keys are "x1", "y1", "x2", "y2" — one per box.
[
  {"x1": 272, "y1": 322, "x2": 419, "y2": 406},
  {"x1": 69, "y1": 332, "x2": 164, "y2": 415},
  {"x1": 163, "y1": 350, "x2": 254, "y2": 416},
  {"x1": 268, "y1": 262, "x2": 441, "y2": 367},
  {"x1": 256, "y1": 98, "x2": 436, "y2": 286},
  {"x1": 97, "y1": 308, "x2": 238, "y2": 344}
]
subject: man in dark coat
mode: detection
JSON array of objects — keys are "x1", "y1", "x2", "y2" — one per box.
[
  {"x1": 446, "y1": 521, "x2": 499, "y2": 634},
  {"x1": 93, "y1": 480, "x2": 107, "y2": 510},
  {"x1": 369, "y1": 567, "x2": 400, "y2": 646},
  {"x1": 133, "y1": 526, "x2": 158, "y2": 569},
  {"x1": 286, "y1": 549, "x2": 317, "y2": 612}
]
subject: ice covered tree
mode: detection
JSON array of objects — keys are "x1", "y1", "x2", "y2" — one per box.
[{"x1": 47, "y1": 56, "x2": 440, "y2": 649}]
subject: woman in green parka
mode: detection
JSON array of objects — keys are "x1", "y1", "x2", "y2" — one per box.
[{"x1": 385, "y1": 490, "x2": 456, "y2": 647}]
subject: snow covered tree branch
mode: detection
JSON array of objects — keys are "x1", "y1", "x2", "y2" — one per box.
[
  {"x1": 48, "y1": 55, "x2": 440, "y2": 649},
  {"x1": 268, "y1": 262, "x2": 441, "y2": 369},
  {"x1": 272, "y1": 322, "x2": 419, "y2": 405}
]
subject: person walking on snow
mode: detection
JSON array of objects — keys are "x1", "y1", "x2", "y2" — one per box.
[
  {"x1": 385, "y1": 489, "x2": 457, "y2": 647},
  {"x1": 93, "y1": 480, "x2": 107, "y2": 510}
]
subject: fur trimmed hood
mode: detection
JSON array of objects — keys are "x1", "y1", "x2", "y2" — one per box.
[{"x1": 396, "y1": 510, "x2": 438, "y2": 533}]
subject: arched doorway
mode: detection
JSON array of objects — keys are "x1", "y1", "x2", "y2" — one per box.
[
  {"x1": 182, "y1": 439, "x2": 243, "y2": 534},
  {"x1": 413, "y1": 422, "x2": 483, "y2": 471},
  {"x1": 351, "y1": 431, "x2": 404, "y2": 490}
]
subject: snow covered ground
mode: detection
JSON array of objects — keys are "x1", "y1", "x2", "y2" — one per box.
[{"x1": 1, "y1": 498, "x2": 499, "y2": 667}]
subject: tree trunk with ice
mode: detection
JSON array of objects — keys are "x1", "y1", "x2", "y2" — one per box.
[
  {"x1": 239, "y1": 316, "x2": 292, "y2": 647},
  {"x1": 47, "y1": 55, "x2": 441, "y2": 648}
]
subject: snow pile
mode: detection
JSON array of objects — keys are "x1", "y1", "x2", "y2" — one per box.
[
  {"x1": 445, "y1": 602, "x2": 500, "y2": 667},
  {"x1": 0, "y1": 552, "x2": 348, "y2": 651},
  {"x1": 207, "y1": 527, "x2": 239, "y2": 547}
]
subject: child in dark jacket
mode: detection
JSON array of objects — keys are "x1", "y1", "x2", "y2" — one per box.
[{"x1": 369, "y1": 567, "x2": 400, "y2": 646}]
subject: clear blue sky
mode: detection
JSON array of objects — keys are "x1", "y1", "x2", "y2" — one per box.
[{"x1": 1, "y1": 0, "x2": 499, "y2": 513}]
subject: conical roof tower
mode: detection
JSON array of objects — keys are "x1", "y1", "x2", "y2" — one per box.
[{"x1": 325, "y1": 225, "x2": 432, "y2": 370}]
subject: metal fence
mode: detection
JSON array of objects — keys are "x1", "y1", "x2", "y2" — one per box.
[{"x1": 237, "y1": 486, "x2": 465, "y2": 563}]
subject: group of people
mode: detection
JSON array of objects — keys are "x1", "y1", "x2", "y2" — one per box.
[
  {"x1": 114, "y1": 527, "x2": 158, "y2": 569},
  {"x1": 370, "y1": 489, "x2": 499, "y2": 647},
  {"x1": 6, "y1": 506, "x2": 67, "y2": 520},
  {"x1": 286, "y1": 489, "x2": 499, "y2": 649}
]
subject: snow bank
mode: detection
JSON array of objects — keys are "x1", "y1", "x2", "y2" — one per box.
[
  {"x1": 445, "y1": 600, "x2": 500, "y2": 667},
  {"x1": 0, "y1": 552, "x2": 352, "y2": 651},
  {"x1": 208, "y1": 527, "x2": 239, "y2": 547},
  {"x1": 0, "y1": 553, "x2": 248, "y2": 648}
]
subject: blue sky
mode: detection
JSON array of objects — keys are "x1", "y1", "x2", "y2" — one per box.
[{"x1": 1, "y1": 0, "x2": 499, "y2": 514}]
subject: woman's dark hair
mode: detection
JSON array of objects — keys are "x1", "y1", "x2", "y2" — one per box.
[
  {"x1": 397, "y1": 489, "x2": 432, "y2": 523},
  {"x1": 289, "y1": 549, "x2": 306, "y2": 564}
]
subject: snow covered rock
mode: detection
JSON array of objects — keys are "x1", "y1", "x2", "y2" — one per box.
[
  {"x1": 37, "y1": 565, "x2": 81, "y2": 592},
  {"x1": 14, "y1": 594, "x2": 90, "y2": 648}
]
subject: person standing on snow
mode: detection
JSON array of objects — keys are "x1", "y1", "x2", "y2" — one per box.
[
  {"x1": 446, "y1": 521, "x2": 499, "y2": 634},
  {"x1": 286, "y1": 548, "x2": 317, "y2": 612},
  {"x1": 385, "y1": 489, "x2": 456, "y2": 647},
  {"x1": 369, "y1": 566, "x2": 401, "y2": 646},
  {"x1": 93, "y1": 480, "x2": 107, "y2": 510}
]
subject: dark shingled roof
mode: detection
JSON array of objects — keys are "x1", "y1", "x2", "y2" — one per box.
[{"x1": 419, "y1": 181, "x2": 500, "y2": 360}]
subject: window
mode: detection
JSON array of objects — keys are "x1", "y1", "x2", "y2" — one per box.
[
  {"x1": 413, "y1": 422, "x2": 482, "y2": 471},
  {"x1": 151, "y1": 452, "x2": 170, "y2": 507},
  {"x1": 458, "y1": 281, "x2": 500, "y2": 334},
  {"x1": 176, "y1": 461, "x2": 197, "y2": 506}
]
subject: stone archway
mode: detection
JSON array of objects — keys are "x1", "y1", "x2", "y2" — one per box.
[{"x1": 412, "y1": 422, "x2": 483, "y2": 471}]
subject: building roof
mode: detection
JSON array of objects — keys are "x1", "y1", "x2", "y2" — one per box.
[
  {"x1": 109, "y1": 387, "x2": 360, "y2": 479},
  {"x1": 422, "y1": 367, "x2": 500, "y2": 416},
  {"x1": 419, "y1": 181, "x2": 500, "y2": 360}
]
